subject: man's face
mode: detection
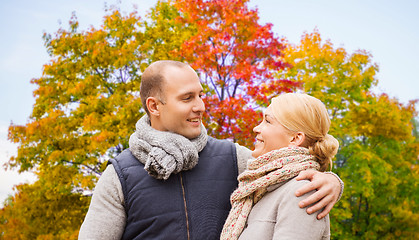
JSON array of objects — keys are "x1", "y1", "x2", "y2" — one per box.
[{"x1": 152, "y1": 66, "x2": 205, "y2": 139}]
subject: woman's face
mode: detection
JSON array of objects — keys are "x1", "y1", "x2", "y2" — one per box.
[{"x1": 252, "y1": 106, "x2": 294, "y2": 158}]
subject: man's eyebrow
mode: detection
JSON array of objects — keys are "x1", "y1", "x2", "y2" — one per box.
[{"x1": 179, "y1": 90, "x2": 204, "y2": 96}]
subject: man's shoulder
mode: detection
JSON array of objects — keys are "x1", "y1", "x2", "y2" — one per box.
[
  {"x1": 110, "y1": 149, "x2": 143, "y2": 169},
  {"x1": 207, "y1": 136, "x2": 233, "y2": 144},
  {"x1": 206, "y1": 136, "x2": 236, "y2": 149}
]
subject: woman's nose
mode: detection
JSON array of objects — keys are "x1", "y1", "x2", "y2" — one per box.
[{"x1": 253, "y1": 123, "x2": 262, "y2": 133}]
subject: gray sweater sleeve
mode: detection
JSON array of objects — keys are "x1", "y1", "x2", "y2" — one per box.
[
  {"x1": 78, "y1": 165, "x2": 126, "y2": 240},
  {"x1": 234, "y1": 143, "x2": 253, "y2": 175}
]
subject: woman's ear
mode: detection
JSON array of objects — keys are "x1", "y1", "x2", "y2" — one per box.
[
  {"x1": 146, "y1": 97, "x2": 161, "y2": 117},
  {"x1": 289, "y1": 132, "x2": 305, "y2": 147}
]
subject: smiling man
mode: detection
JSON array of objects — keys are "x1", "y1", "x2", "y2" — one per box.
[
  {"x1": 78, "y1": 60, "x2": 343, "y2": 240},
  {"x1": 146, "y1": 63, "x2": 205, "y2": 139}
]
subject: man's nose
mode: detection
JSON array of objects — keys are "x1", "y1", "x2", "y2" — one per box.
[{"x1": 193, "y1": 97, "x2": 205, "y2": 112}]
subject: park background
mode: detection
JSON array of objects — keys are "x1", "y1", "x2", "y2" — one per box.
[{"x1": 0, "y1": 0, "x2": 418, "y2": 239}]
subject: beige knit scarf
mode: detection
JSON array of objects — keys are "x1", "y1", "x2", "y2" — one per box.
[{"x1": 220, "y1": 147, "x2": 320, "y2": 240}]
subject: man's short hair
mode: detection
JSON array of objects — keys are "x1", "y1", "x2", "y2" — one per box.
[{"x1": 140, "y1": 60, "x2": 190, "y2": 116}]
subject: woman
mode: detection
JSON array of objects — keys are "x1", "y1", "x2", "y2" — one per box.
[{"x1": 221, "y1": 93, "x2": 339, "y2": 240}]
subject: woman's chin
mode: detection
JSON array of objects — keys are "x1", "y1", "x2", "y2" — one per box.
[{"x1": 251, "y1": 150, "x2": 260, "y2": 158}]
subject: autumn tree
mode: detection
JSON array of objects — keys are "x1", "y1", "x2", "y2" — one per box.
[
  {"x1": 8, "y1": 10, "x2": 147, "y2": 178},
  {"x1": 5, "y1": 8, "x2": 149, "y2": 238},
  {"x1": 170, "y1": 0, "x2": 300, "y2": 147},
  {"x1": 281, "y1": 30, "x2": 419, "y2": 239},
  {"x1": 338, "y1": 94, "x2": 419, "y2": 239}
]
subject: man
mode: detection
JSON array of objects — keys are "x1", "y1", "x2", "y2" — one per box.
[{"x1": 79, "y1": 60, "x2": 343, "y2": 240}]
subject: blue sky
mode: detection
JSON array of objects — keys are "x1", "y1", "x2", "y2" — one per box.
[{"x1": 1, "y1": 0, "x2": 418, "y2": 205}]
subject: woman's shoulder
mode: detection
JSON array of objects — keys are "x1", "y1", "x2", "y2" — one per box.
[
  {"x1": 241, "y1": 178, "x2": 330, "y2": 240},
  {"x1": 257, "y1": 177, "x2": 316, "y2": 217},
  {"x1": 267, "y1": 177, "x2": 312, "y2": 196}
]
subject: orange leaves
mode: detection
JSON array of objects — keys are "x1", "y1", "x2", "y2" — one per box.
[
  {"x1": 175, "y1": 0, "x2": 285, "y2": 80},
  {"x1": 247, "y1": 79, "x2": 301, "y2": 106},
  {"x1": 166, "y1": 0, "x2": 294, "y2": 148},
  {"x1": 94, "y1": 130, "x2": 111, "y2": 143},
  {"x1": 204, "y1": 95, "x2": 261, "y2": 147}
]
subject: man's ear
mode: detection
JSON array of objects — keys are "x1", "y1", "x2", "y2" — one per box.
[
  {"x1": 146, "y1": 97, "x2": 161, "y2": 117},
  {"x1": 289, "y1": 132, "x2": 305, "y2": 147}
]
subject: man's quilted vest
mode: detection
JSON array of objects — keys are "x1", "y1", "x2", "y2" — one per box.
[{"x1": 109, "y1": 136, "x2": 238, "y2": 240}]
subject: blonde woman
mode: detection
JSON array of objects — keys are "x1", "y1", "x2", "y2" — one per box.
[{"x1": 221, "y1": 93, "x2": 339, "y2": 240}]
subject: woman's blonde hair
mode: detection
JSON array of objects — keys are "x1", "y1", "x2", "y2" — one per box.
[{"x1": 270, "y1": 93, "x2": 339, "y2": 171}]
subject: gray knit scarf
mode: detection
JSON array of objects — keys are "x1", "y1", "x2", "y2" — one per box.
[{"x1": 128, "y1": 115, "x2": 208, "y2": 180}]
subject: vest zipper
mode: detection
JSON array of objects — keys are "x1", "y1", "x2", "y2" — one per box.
[{"x1": 179, "y1": 172, "x2": 190, "y2": 240}]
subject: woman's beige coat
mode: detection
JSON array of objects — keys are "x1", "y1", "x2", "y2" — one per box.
[{"x1": 239, "y1": 178, "x2": 330, "y2": 240}]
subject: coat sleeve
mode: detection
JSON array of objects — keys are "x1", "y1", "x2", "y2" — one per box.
[
  {"x1": 272, "y1": 179, "x2": 330, "y2": 240},
  {"x1": 78, "y1": 165, "x2": 126, "y2": 240}
]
